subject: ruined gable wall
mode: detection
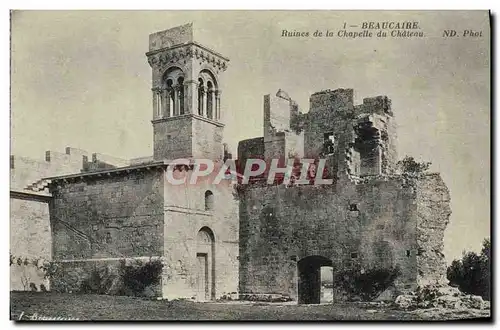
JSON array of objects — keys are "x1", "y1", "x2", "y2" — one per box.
[
  {"x1": 239, "y1": 177, "x2": 418, "y2": 300},
  {"x1": 303, "y1": 90, "x2": 397, "y2": 181},
  {"x1": 304, "y1": 89, "x2": 354, "y2": 159},
  {"x1": 264, "y1": 94, "x2": 304, "y2": 161}
]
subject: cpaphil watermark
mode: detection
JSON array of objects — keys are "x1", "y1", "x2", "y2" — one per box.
[
  {"x1": 18, "y1": 311, "x2": 80, "y2": 321},
  {"x1": 165, "y1": 158, "x2": 334, "y2": 186}
]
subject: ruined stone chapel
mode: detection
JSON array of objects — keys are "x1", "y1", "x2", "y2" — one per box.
[{"x1": 10, "y1": 23, "x2": 451, "y2": 304}]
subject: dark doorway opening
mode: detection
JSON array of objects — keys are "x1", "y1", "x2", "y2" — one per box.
[{"x1": 298, "y1": 255, "x2": 333, "y2": 304}]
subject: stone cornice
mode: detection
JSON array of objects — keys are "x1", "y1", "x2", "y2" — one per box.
[
  {"x1": 146, "y1": 42, "x2": 229, "y2": 72},
  {"x1": 43, "y1": 156, "x2": 235, "y2": 184},
  {"x1": 10, "y1": 190, "x2": 52, "y2": 202},
  {"x1": 151, "y1": 113, "x2": 225, "y2": 127},
  {"x1": 44, "y1": 161, "x2": 168, "y2": 183}
]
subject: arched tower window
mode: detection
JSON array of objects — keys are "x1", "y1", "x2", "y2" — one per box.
[
  {"x1": 198, "y1": 70, "x2": 218, "y2": 121},
  {"x1": 205, "y1": 190, "x2": 214, "y2": 210},
  {"x1": 162, "y1": 67, "x2": 184, "y2": 117},
  {"x1": 166, "y1": 79, "x2": 174, "y2": 117},
  {"x1": 177, "y1": 77, "x2": 185, "y2": 115},
  {"x1": 198, "y1": 78, "x2": 205, "y2": 116},
  {"x1": 206, "y1": 81, "x2": 214, "y2": 120}
]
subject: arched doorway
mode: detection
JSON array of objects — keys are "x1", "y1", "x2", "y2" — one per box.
[
  {"x1": 196, "y1": 227, "x2": 215, "y2": 301},
  {"x1": 297, "y1": 255, "x2": 332, "y2": 304}
]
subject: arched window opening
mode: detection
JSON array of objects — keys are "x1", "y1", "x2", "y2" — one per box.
[
  {"x1": 206, "y1": 81, "x2": 214, "y2": 119},
  {"x1": 166, "y1": 79, "x2": 174, "y2": 117},
  {"x1": 215, "y1": 90, "x2": 220, "y2": 121},
  {"x1": 198, "y1": 70, "x2": 218, "y2": 119},
  {"x1": 198, "y1": 78, "x2": 205, "y2": 116},
  {"x1": 161, "y1": 67, "x2": 184, "y2": 118},
  {"x1": 205, "y1": 190, "x2": 214, "y2": 211},
  {"x1": 177, "y1": 77, "x2": 185, "y2": 115}
]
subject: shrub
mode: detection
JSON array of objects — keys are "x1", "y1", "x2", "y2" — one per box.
[
  {"x1": 447, "y1": 238, "x2": 490, "y2": 300},
  {"x1": 397, "y1": 156, "x2": 431, "y2": 175},
  {"x1": 121, "y1": 258, "x2": 163, "y2": 295},
  {"x1": 334, "y1": 266, "x2": 401, "y2": 301}
]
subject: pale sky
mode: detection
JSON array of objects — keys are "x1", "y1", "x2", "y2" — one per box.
[{"x1": 10, "y1": 11, "x2": 490, "y2": 263}]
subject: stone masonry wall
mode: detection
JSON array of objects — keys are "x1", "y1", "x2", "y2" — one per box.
[
  {"x1": 50, "y1": 169, "x2": 165, "y2": 261},
  {"x1": 149, "y1": 23, "x2": 193, "y2": 52},
  {"x1": 153, "y1": 116, "x2": 193, "y2": 160},
  {"x1": 239, "y1": 177, "x2": 418, "y2": 301},
  {"x1": 415, "y1": 173, "x2": 452, "y2": 286},
  {"x1": 10, "y1": 147, "x2": 89, "y2": 291},
  {"x1": 11, "y1": 147, "x2": 88, "y2": 191},
  {"x1": 161, "y1": 169, "x2": 239, "y2": 300},
  {"x1": 10, "y1": 196, "x2": 51, "y2": 291},
  {"x1": 192, "y1": 116, "x2": 224, "y2": 161},
  {"x1": 237, "y1": 137, "x2": 265, "y2": 171}
]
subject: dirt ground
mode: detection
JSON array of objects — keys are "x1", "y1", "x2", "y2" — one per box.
[{"x1": 10, "y1": 292, "x2": 491, "y2": 321}]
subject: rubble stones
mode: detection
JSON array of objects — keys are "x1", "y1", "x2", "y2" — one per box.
[{"x1": 395, "y1": 285, "x2": 489, "y2": 311}]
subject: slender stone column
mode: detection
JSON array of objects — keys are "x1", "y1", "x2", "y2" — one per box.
[
  {"x1": 164, "y1": 88, "x2": 171, "y2": 117},
  {"x1": 174, "y1": 85, "x2": 181, "y2": 116},
  {"x1": 184, "y1": 80, "x2": 198, "y2": 115},
  {"x1": 178, "y1": 84, "x2": 185, "y2": 115},
  {"x1": 152, "y1": 88, "x2": 159, "y2": 119},
  {"x1": 215, "y1": 90, "x2": 221, "y2": 120},
  {"x1": 207, "y1": 90, "x2": 214, "y2": 119},
  {"x1": 200, "y1": 89, "x2": 206, "y2": 117}
]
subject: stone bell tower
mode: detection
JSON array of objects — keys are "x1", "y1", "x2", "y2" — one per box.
[{"x1": 146, "y1": 23, "x2": 229, "y2": 161}]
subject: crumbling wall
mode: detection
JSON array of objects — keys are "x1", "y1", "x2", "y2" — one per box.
[
  {"x1": 414, "y1": 173, "x2": 452, "y2": 286},
  {"x1": 237, "y1": 137, "x2": 265, "y2": 173},
  {"x1": 353, "y1": 97, "x2": 397, "y2": 176},
  {"x1": 263, "y1": 93, "x2": 304, "y2": 161},
  {"x1": 238, "y1": 176, "x2": 418, "y2": 301}
]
